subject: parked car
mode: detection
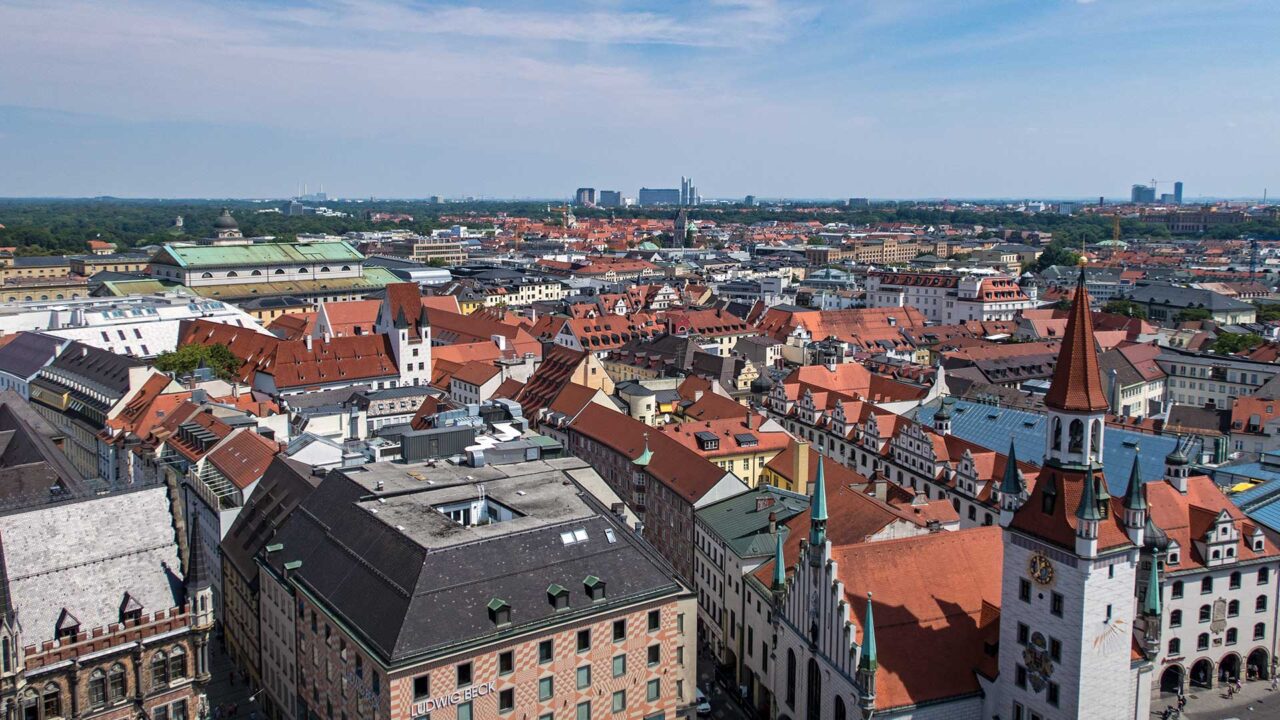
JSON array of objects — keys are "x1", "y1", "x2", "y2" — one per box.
[{"x1": 696, "y1": 688, "x2": 712, "y2": 716}]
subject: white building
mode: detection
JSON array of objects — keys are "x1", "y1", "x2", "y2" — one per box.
[
  {"x1": 865, "y1": 270, "x2": 1035, "y2": 323},
  {"x1": 0, "y1": 293, "x2": 263, "y2": 358}
]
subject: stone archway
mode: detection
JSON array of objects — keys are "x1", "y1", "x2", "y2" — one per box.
[
  {"x1": 1248, "y1": 648, "x2": 1270, "y2": 681},
  {"x1": 1190, "y1": 658, "x2": 1215, "y2": 689},
  {"x1": 1219, "y1": 653, "x2": 1242, "y2": 684},
  {"x1": 1160, "y1": 665, "x2": 1185, "y2": 695}
]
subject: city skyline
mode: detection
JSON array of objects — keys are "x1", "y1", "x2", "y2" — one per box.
[{"x1": 1, "y1": 0, "x2": 1277, "y2": 199}]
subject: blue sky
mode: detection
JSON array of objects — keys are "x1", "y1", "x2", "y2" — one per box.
[{"x1": 0, "y1": 0, "x2": 1276, "y2": 199}]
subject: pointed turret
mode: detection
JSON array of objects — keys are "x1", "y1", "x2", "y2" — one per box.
[
  {"x1": 1075, "y1": 467, "x2": 1102, "y2": 557},
  {"x1": 771, "y1": 530, "x2": 787, "y2": 593},
  {"x1": 934, "y1": 396, "x2": 955, "y2": 435},
  {"x1": 1165, "y1": 435, "x2": 1191, "y2": 493},
  {"x1": 1123, "y1": 452, "x2": 1148, "y2": 546},
  {"x1": 1044, "y1": 266, "x2": 1109, "y2": 414},
  {"x1": 857, "y1": 592, "x2": 878, "y2": 711},
  {"x1": 998, "y1": 440, "x2": 1026, "y2": 526},
  {"x1": 808, "y1": 456, "x2": 828, "y2": 561}
]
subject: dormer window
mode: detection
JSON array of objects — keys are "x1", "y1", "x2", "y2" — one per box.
[
  {"x1": 584, "y1": 576, "x2": 606, "y2": 602},
  {"x1": 55, "y1": 608, "x2": 79, "y2": 640},
  {"x1": 488, "y1": 598, "x2": 511, "y2": 627},
  {"x1": 120, "y1": 592, "x2": 143, "y2": 624},
  {"x1": 548, "y1": 584, "x2": 570, "y2": 611}
]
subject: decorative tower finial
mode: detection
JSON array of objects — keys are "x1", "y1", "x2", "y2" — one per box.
[
  {"x1": 998, "y1": 439, "x2": 1026, "y2": 526},
  {"x1": 632, "y1": 432, "x2": 653, "y2": 467}
]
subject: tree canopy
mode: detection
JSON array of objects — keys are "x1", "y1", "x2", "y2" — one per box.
[
  {"x1": 153, "y1": 343, "x2": 240, "y2": 380},
  {"x1": 1102, "y1": 299, "x2": 1147, "y2": 319}
]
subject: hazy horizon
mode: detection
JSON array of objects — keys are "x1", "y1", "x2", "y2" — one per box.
[{"x1": 2, "y1": 0, "x2": 1277, "y2": 199}]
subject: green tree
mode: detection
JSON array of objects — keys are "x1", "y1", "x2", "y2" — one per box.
[
  {"x1": 1102, "y1": 299, "x2": 1147, "y2": 319},
  {"x1": 1028, "y1": 240, "x2": 1081, "y2": 273},
  {"x1": 1211, "y1": 332, "x2": 1264, "y2": 355},
  {"x1": 153, "y1": 343, "x2": 239, "y2": 380},
  {"x1": 1175, "y1": 307, "x2": 1212, "y2": 323}
]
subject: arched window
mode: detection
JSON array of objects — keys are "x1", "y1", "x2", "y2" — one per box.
[
  {"x1": 320, "y1": 266, "x2": 330, "y2": 272},
  {"x1": 786, "y1": 649, "x2": 796, "y2": 708},
  {"x1": 834, "y1": 696, "x2": 847, "y2": 720},
  {"x1": 1258, "y1": 595, "x2": 1268, "y2": 613},
  {"x1": 201, "y1": 272, "x2": 213, "y2": 279},
  {"x1": 169, "y1": 646, "x2": 187, "y2": 679},
  {"x1": 341, "y1": 265, "x2": 351, "y2": 271},
  {"x1": 108, "y1": 663, "x2": 127, "y2": 701},
  {"x1": 251, "y1": 269, "x2": 262, "y2": 276},
  {"x1": 805, "y1": 658, "x2": 823, "y2": 720},
  {"x1": 1231, "y1": 571, "x2": 1242, "y2": 589},
  {"x1": 39, "y1": 295, "x2": 47, "y2": 301},
  {"x1": 1052, "y1": 417, "x2": 1062, "y2": 451},
  {"x1": 274, "y1": 269, "x2": 285, "y2": 275},
  {"x1": 1227, "y1": 627, "x2": 1238, "y2": 645},
  {"x1": 227, "y1": 271, "x2": 238, "y2": 277},
  {"x1": 1172, "y1": 580, "x2": 1184, "y2": 598},
  {"x1": 89, "y1": 669, "x2": 107, "y2": 707},
  {"x1": 1199, "y1": 605, "x2": 1211, "y2": 623},
  {"x1": 1202, "y1": 576, "x2": 1214, "y2": 594},
  {"x1": 1229, "y1": 599, "x2": 1240, "y2": 617},
  {"x1": 43, "y1": 682, "x2": 60, "y2": 718},
  {"x1": 1262, "y1": 567, "x2": 1271, "y2": 585},
  {"x1": 1090, "y1": 420, "x2": 1102, "y2": 458},
  {"x1": 1197, "y1": 633, "x2": 1210, "y2": 651},
  {"x1": 151, "y1": 649, "x2": 169, "y2": 687},
  {"x1": 1068, "y1": 419, "x2": 1084, "y2": 454},
  {"x1": 1256, "y1": 622, "x2": 1267, "y2": 640},
  {"x1": 1170, "y1": 609, "x2": 1182, "y2": 627},
  {"x1": 1168, "y1": 638, "x2": 1181, "y2": 655},
  {"x1": 0, "y1": 636, "x2": 8, "y2": 673},
  {"x1": 55, "y1": 294, "x2": 63, "y2": 300}
]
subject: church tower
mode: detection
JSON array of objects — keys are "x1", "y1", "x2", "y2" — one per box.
[{"x1": 994, "y1": 265, "x2": 1145, "y2": 720}]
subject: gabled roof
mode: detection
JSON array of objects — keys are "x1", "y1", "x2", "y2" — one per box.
[{"x1": 207, "y1": 429, "x2": 279, "y2": 490}]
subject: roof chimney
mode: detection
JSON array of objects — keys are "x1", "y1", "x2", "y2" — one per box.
[
  {"x1": 768, "y1": 511, "x2": 777, "y2": 535},
  {"x1": 745, "y1": 410, "x2": 754, "y2": 430},
  {"x1": 793, "y1": 441, "x2": 810, "y2": 495}
]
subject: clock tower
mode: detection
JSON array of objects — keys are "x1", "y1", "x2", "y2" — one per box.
[{"x1": 993, "y1": 265, "x2": 1149, "y2": 720}]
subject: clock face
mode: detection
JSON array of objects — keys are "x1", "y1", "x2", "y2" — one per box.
[{"x1": 1029, "y1": 553, "x2": 1054, "y2": 585}]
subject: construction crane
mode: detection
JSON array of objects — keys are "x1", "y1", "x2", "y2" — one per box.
[{"x1": 1113, "y1": 215, "x2": 1122, "y2": 243}]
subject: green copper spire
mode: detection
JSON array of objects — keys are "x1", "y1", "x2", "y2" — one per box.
[
  {"x1": 1123, "y1": 451, "x2": 1148, "y2": 511},
  {"x1": 1143, "y1": 553, "x2": 1162, "y2": 616},
  {"x1": 1076, "y1": 466, "x2": 1103, "y2": 522},
  {"x1": 632, "y1": 433, "x2": 653, "y2": 467},
  {"x1": 809, "y1": 456, "x2": 828, "y2": 548},
  {"x1": 859, "y1": 592, "x2": 878, "y2": 672},
  {"x1": 771, "y1": 530, "x2": 786, "y2": 591},
  {"x1": 999, "y1": 439, "x2": 1023, "y2": 496}
]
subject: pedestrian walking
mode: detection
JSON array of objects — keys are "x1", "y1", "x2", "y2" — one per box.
[
  {"x1": 1271, "y1": 674, "x2": 1279, "y2": 691},
  {"x1": 1177, "y1": 693, "x2": 1186, "y2": 711}
]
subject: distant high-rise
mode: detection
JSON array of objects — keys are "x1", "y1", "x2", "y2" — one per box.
[
  {"x1": 639, "y1": 188, "x2": 681, "y2": 206},
  {"x1": 598, "y1": 190, "x2": 622, "y2": 208},
  {"x1": 574, "y1": 188, "x2": 596, "y2": 206},
  {"x1": 679, "y1": 177, "x2": 699, "y2": 206},
  {"x1": 744, "y1": 195, "x2": 757, "y2": 206},
  {"x1": 427, "y1": 195, "x2": 443, "y2": 204},
  {"x1": 1174, "y1": 181, "x2": 1184, "y2": 204},
  {"x1": 848, "y1": 198, "x2": 870, "y2": 208},
  {"x1": 1130, "y1": 184, "x2": 1156, "y2": 203}
]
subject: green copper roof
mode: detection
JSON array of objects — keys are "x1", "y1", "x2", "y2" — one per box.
[
  {"x1": 1076, "y1": 467, "x2": 1103, "y2": 522},
  {"x1": 694, "y1": 486, "x2": 809, "y2": 559},
  {"x1": 859, "y1": 593, "x2": 877, "y2": 671},
  {"x1": 155, "y1": 240, "x2": 365, "y2": 268},
  {"x1": 1143, "y1": 556, "x2": 1162, "y2": 616},
  {"x1": 95, "y1": 279, "x2": 193, "y2": 297},
  {"x1": 632, "y1": 434, "x2": 653, "y2": 467},
  {"x1": 189, "y1": 266, "x2": 400, "y2": 301},
  {"x1": 1123, "y1": 451, "x2": 1148, "y2": 511}
]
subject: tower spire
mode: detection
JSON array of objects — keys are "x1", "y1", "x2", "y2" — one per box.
[
  {"x1": 1142, "y1": 551, "x2": 1162, "y2": 617},
  {"x1": 857, "y1": 592, "x2": 878, "y2": 711},
  {"x1": 808, "y1": 456, "x2": 828, "y2": 555},
  {"x1": 1043, "y1": 265, "x2": 1109, "y2": 413},
  {"x1": 771, "y1": 530, "x2": 786, "y2": 592},
  {"x1": 1000, "y1": 440, "x2": 1023, "y2": 496}
]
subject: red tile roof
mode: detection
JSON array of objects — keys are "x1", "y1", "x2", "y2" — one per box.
[
  {"x1": 1044, "y1": 271, "x2": 1110, "y2": 412},
  {"x1": 207, "y1": 429, "x2": 279, "y2": 490}
]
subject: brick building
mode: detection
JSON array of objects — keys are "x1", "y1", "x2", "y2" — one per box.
[{"x1": 262, "y1": 456, "x2": 697, "y2": 720}]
